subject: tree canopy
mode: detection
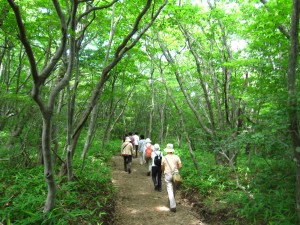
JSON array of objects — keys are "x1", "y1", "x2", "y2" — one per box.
[{"x1": 0, "y1": 0, "x2": 299, "y2": 224}]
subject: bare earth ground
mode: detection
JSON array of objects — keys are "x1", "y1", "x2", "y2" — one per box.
[{"x1": 111, "y1": 155, "x2": 208, "y2": 225}]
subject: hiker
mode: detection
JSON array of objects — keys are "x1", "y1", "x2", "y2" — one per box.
[
  {"x1": 121, "y1": 137, "x2": 133, "y2": 174},
  {"x1": 144, "y1": 138, "x2": 153, "y2": 176},
  {"x1": 128, "y1": 132, "x2": 134, "y2": 144},
  {"x1": 133, "y1": 132, "x2": 139, "y2": 158},
  {"x1": 151, "y1": 143, "x2": 163, "y2": 191},
  {"x1": 162, "y1": 143, "x2": 182, "y2": 213},
  {"x1": 138, "y1": 134, "x2": 146, "y2": 165}
]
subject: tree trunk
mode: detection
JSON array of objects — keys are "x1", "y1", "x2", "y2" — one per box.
[
  {"x1": 102, "y1": 76, "x2": 118, "y2": 150},
  {"x1": 159, "y1": 63, "x2": 200, "y2": 172},
  {"x1": 158, "y1": 38, "x2": 214, "y2": 137},
  {"x1": 180, "y1": 24, "x2": 216, "y2": 132},
  {"x1": 41, "y1": 114, "x2": 56, "y2": 212},
  {"x1": 148, "y1": 68, "x2": 155, "y2": 138},
  {"x1": 108, "y1": 87, "x2": 134, "y2": 140},
  {"x1": 82, "y1": 103, "x2": 98, "y2": 160},
  {"x1": 287, "y1": 0, "x2": 300, "y2": 221},
  {"x1": 158, "y1": 94, "x2": 166, "y2": 144}
]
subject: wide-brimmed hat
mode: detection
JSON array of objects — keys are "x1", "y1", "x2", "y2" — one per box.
[
  {"x1": 125, "y1": 137, "x2": 131, "y2": 142},
  {"x1": 154, "y1": 144, "x2": 160, "y2": 151},
  {"x1": 164, "y1": 143, "x2": 174, "y2": 153},
  {"x1": 145, "y1": 138, "x2": 152, "y2": 143}
]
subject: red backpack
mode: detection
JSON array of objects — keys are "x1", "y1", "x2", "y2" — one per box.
[{"x1": 145, "y1": 145, "x2": 152, "y2": 159}]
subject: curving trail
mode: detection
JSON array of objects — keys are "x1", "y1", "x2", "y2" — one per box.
[{"x1": 111, "y1": 155, "x2": 207, "y2": 225}]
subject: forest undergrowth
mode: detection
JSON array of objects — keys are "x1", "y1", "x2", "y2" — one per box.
[{"x1": 0, "y1": 140, "x2": 298, "y2": 224}]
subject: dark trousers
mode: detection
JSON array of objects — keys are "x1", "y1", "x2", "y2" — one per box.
[
  {"x1": 135, "y1": 145, "x2": 138, "y2": 157},
  {"x1": 123, "y1": 155, "x2": 132, "y2": 171},
  {"x1": 151, "y1": 166, "x2": 162, "y2": 190}
]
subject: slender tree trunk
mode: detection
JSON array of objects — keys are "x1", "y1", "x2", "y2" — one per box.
[
  {"x1": 287, "y1": 0, "x2": 300, "y2": 221},
  {"x1": 159, "y1": 64, "x2": 200, "y2": 172},
  {"x1": 102, "y1": 76, "x2": 117, "y2": 149},
  {"x1": 82, "y1": 103, "x2": 98, "y2": 160},
  {"x1": 108, "y1": 87, "x2": 134, "y2": 139},
  {"x1": 41, "y1": 113, "x2": 56, "y2": 212},
  {"x1": 158, "y1": 38, "x2": 213, "y2": 137},
  {"x1": 148, "y1": 68, "x2": 155, "y2": 138},
  {"x1": 180, "y1": 25, "x2": 216, "y2": 132},
  {"x1": 158, "y1": 94, "x2": 166, "y2": 143},
  {"x1": 208, "y1": 38, "x2": 224, "y2": 131},
  {"x1": 97, "y1": 4, "x2": 119, "y2": 151},
  {"x1": 81, "y1": 105, "x2": 97, "y2": 162}
]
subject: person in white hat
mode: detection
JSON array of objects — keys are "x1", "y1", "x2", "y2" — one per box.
[
  {"x1": 161, "y1": 143, "x2": 182, "y2": 213},
  {"x1": 144, "y1": 138, "x2": 153, "y2": 176},
  {"x1": 121, "y1": 137, "x2": 134, "y2": 174},
  {"x1": 151, "y1": 143, "x2": 163, "y2": 191}
]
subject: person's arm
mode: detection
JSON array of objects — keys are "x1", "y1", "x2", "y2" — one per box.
[
  {"x1": 177, "y1": 156, "x2": 182, "y2": 170},
  {"x1": 177, "y1": 162, "x2": 182, "y2": 170},
  {"x1": 161, "y1": 160, "x2": 165, "y2": 174}
]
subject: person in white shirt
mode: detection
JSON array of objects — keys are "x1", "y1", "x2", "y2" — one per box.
[
  {"x1": 162, "y1": 143, "x2": 182, "y2": 213},
  {"x1": 133, "y1": 132, "x2": 139, "y2": 158},
  {"x1": 151, "y1": 144, "x2": 163, "y2": 191},
  {"x1": 138, "y1": 134, "x2": 146, "y2": 165}
]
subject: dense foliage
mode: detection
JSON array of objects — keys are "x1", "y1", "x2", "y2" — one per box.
[
  {"x1": 0, "y1": 0, "x2": 299, "y2": 224},
  {"x1": 0, "y1": 140, "x2": 120, "y2": 225}
]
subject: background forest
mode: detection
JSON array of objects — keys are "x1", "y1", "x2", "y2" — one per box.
[{"x1": 0, "y1": 0, "x2": 299, "y2": 224}]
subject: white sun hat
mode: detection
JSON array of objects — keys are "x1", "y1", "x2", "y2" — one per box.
[
  {"x1": 154, "y1": 144, "x2": 160, "y2": 151},
  {"x1": 125, "y1": 137, "x2": 131, "y2": 142},
  {"x1": 164, "y1": 143, "x2": 174, "y2": 153}
]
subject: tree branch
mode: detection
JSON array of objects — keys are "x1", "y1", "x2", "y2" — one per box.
[
  {"x1": 7, "y1": 0, "x2": 39, "y2": 83},
  {"x1": 40, "y1": 0, "x2": 67, "y2": 81},
  {"x1": 77, "y1": 0, "x2": 119, "y2": 23}
]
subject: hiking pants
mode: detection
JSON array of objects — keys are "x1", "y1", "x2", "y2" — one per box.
[
  {"x1": 123, "y1": 155, "x2": 132, "y2": 171},
  {"x1": 165, "y1": 173, "x2": 176, "y2": 209},
  {"x1": 135, "y1": 145, "x2": 138, "y2": 157},
  {"x1": 151, "y1": 166, "x2": 162, "y2": 190},
  {"x1": 145, "y1": 158, "x2": 152, "y2": 173},
  {"x1": 139, "y1": 151, "x2": 145, "y2": 165}
]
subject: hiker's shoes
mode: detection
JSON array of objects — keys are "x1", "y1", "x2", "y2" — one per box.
[
  {"x1": 170, "y1": 208, "x2": 176, "y2": 213},
  {"x1": 154, "y1": 185, "x2": 162, "y2": 192},
  {"x1": 128, "y1": 168, "x2": 131, "y2": 174}
]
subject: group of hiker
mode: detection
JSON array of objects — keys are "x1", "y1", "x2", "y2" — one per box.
[{"x1": 121, "y1": 132, "x2": 182, "y2": 213}]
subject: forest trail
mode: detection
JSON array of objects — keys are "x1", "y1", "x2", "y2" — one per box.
[{"x1": 111, "y1": 155, "x2": 207, "y2": 225}]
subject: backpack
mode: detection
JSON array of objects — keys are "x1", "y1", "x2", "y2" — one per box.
[
  {"x1": 154, "y1": 152, "x2": 162, "y2": 166},
  {"x1": 145, "y1": 145, "x2": 152, "y2": 159}
]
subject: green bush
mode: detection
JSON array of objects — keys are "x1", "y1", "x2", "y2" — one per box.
[
  {"x1": 0, "y1": 139, "x2": 119, "y2": 225},
  {"x1": 176, "y1": 143, "x2": 298, "y2": 225}
]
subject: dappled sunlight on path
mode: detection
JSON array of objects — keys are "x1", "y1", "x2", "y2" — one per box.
[{"x1": 111, "y1": 156, "x2": 207, "y2": 225}]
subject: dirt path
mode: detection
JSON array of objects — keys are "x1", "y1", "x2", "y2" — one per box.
[{"x1": 111, "y1": 155, "x2": 207, "y2": 225}]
